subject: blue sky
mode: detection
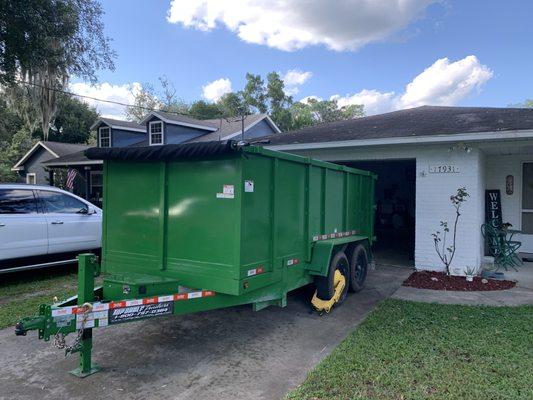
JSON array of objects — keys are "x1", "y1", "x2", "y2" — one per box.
[{"x1": 72, "y1": 0, "x2": 532, "y2": 118}]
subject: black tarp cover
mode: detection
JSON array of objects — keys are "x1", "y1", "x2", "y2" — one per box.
[{"x1": 85, "y1": 140, "x2": 240, "y2": 161}]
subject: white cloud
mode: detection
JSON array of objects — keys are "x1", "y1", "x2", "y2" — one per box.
[
  {"x1": 331, "y1": 90, "x2": 396, "y2": 115},
  {"x1": 202, "y1": 78, "x2": 232, "y2": 101},
  {"x1": 398, "y1": 55, "x2": 493, "y2": 108},
  {"x1": 167, "y1": 0, "x2": 435, "y2": 52},
  {"x1": 300, "y1": 95, "x2": 323, "y2": 104},
  {"x1": 69, "y1": 81, "x2": 141, "y2": 119},
  {"x1": 330, "y1": 56, "x2": 493, "y2": 115},
  {"x1": 283, "y1": 69, "x2": 312, "y2": 95}
]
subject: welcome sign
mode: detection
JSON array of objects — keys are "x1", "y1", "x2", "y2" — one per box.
[{"x1": 485, "y1": 189, "x2": 502, "y2": 228}]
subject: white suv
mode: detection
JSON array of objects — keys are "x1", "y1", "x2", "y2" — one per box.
[{"x1": 0, "y1": 184, "x2": 102, "y2": 271}]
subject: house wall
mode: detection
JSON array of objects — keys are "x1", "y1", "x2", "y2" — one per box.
[
  {"x1": 21, "y1": 147, "x2": 56, "y2": 185},
  {"x1": 95, "y1": 122, "x2": 145, "y2": 147},
  {"x1": 145, "y1": 116, "x2": 209, "y2": 145},
  {"x1": 164, "y1": 123, "x2": 209, "y2": 144},
  {"x1": 112, "y1": 128, "x2": 145, "y2": 147},
  {"x1": 244, "y1": 119, "x2": 276, "y2": 140},
  {"x1": 280, "y1": 143, "x2": 486, "y2": 274}
]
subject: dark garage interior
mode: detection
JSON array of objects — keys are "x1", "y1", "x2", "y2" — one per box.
[{"x1": 339, "y1": 159, "x2": 416, "y2": 267}]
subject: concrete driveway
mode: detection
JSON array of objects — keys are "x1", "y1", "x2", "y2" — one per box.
[{"x1": 0, "y1": 264, "x2": 411, "y2": 400}]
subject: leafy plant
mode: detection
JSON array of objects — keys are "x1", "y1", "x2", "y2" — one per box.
[
  {"x1": 431, "y1": 187, "x2": 469, "y2": 275},
  {"x1": 464, "y1": 266, "x2": 476, "y2": 276}
]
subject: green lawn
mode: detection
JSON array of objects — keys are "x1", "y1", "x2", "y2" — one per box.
[
  {"x1": 0, "y1": 267, "x2": 101, "y2": 330},
  {"x1": 287, "y1": 299, "x2": 533, "y2": 400}
]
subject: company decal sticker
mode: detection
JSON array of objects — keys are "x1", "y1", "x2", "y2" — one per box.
[
  {"x1": 247, "y1": 266, "x2": 265, "y2": 276},
  {"x1": 108, "y1": 302, "x2": 174, "y2": 325}
]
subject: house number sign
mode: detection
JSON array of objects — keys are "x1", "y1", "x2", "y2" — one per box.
[{"x1": 428, "y1": 164, "x2": 460, "y2": 174}]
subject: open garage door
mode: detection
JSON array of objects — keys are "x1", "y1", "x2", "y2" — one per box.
[{"x1": 338, "y1": 159, "x2": 416, "y2": 267}]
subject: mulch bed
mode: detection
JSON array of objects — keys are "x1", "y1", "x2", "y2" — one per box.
[{"x1": 403, "y1": 271, "x2": 516, "y2": 291}]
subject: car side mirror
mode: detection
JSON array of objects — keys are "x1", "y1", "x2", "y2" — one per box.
[{"x1": 87, "y1": 206, "x2": 97, "y2": 215}]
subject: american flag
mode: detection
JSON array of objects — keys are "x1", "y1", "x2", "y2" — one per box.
[{"x1": 66, "y1": 168, "x2": 77, "y2": 190}]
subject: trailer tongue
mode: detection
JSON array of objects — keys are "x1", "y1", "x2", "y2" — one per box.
[{"x1": 15, "y1": 140, "x2": 376, "y2": 377}]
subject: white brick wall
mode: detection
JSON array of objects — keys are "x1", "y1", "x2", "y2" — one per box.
[
  {"x1": 414, "y1": 148, "x2": 484, "y2": 274},
  {"x1": 291, "y1": 144, "x2": 486, "y2": 274}
]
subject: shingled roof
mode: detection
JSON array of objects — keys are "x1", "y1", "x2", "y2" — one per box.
[
  {"x1": 90, "y1": 117, "x2": 145, "y2": 132},
  {"x1": 265, "y1": 106, "x2": 533, "y2": 146}
]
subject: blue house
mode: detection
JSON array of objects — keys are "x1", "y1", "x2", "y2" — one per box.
[
  {"x1": 139, "y1": 111, "x2": 280, "y2": 145},
  {"x1": 13, "y1": 113, "x2": 281, "y2": 206}
]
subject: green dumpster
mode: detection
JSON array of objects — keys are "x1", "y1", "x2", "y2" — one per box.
[{"x1": 16, "y1": 140, "x2": 376, "y2": 377}]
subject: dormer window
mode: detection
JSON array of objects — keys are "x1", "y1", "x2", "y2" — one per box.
[
  {"x1": 99, "y1": 127, "x2": 111, "y2": 147},
  {"x1": 149, "y1": 121, "x2": 163, "y2": 145}
]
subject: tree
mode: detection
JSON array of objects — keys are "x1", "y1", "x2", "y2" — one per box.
[
  {"x1": 125, "y1": 83, "x2": 160, "y2": 123},
  {"x1": 47, "y1": 95, "x2": 98, "y2": 144},
  {"x1": 0, "y1": 97, "x2": 23, "y2": 144},
  {"x1": 0, "y1": 0, "x2": 115, "y2": 85},
  {"x1": 431, "y1": 187, "x2": 469, "y2": 275},
  {"x1": 242, "y1": 73, "x2": 267, "y2": 113},
  {"x1": 509, "y1": 99, "x2": 533, "y2": 108},
  {"x1": 289, "y1": 98, "x2": 365, "y2": 130},
  {"x1": 0, "y1": 127, "x2": 35, "y2": 182},
  {"x1": 216, "y1": 92, "x2": 250, "y2": 118},
  {"x1": 0, "y1": 0, "x2": 115, "y2": 138},
  {"x1": 189, "y1": 100, "x2": 223, "y2": 119}
]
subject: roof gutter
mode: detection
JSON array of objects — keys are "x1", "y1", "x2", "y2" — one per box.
[{"x1": 266, "y1": 129, "x2": 533, "y2": 151}]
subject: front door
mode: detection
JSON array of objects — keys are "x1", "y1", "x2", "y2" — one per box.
[{"x1": 521, "y1": 162, "x2": 533, "y2": 254}]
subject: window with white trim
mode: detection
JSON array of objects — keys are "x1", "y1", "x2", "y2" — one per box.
[
  {"x1": 522, "y1": 163, "x2": 533, "y2": 234},
  {"x1": 26, "y1": 173, "x2": 36, "y2": 185},
  {"x1": 99, "y1": 127, "x2": 111, "y2": 147},
  {"x1": 149, "y1": 121, "x2": 163, "y2": 145}
]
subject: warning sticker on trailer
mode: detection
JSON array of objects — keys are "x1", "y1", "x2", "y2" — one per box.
[
  {"x1": 217, "y1": 184, "x2": 235, "y2": 199},
  {"x1": 108, "y1": 301, "x2": 173, "y2": 325},
  {"x1": 244, "y1": 180, "x2": 254, "y2": 192}
]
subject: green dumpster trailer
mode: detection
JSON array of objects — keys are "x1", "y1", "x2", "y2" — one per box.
[{"x1": 16, "y1": 140, "x2": 376, "y2": 377}]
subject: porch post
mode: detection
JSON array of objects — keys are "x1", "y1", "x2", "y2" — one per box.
[
  {"x1": 84, "y1": 167, "x2": 91, "y2": 200},
  {"x1": 48, "y1": 169, "x2": 54, "y2": 186}
]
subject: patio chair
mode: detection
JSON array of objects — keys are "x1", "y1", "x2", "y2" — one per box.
[{"x1": 481, "y1": 223, "x2": 522, "y2": 271}]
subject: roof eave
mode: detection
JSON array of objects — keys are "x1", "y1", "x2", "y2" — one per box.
[
  {"x1": 12, "y1": 141, "x2": 59, "y2": 170},
  {"x1": 141, "y1": 111, "x2": 218, "y2": 131},
  {"x1": 266, "y1": 129, "x2": 533, "y2": 151}
]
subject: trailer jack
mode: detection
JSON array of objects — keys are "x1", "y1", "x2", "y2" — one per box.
[
  {"x1": 311, "y1": 270, "x2": 346, "y2": 314},
  {"x1": 14, "y1": 254, "x2": 101, "y2": 378}
]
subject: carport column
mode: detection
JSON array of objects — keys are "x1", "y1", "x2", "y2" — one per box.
[{"x1": 70, "y1": 253, "x2": 100, "y2": 378}]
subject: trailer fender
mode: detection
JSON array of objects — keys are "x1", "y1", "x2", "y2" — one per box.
[{"x1": 306, "y1": 235, "x2": 370, "y2": 277}]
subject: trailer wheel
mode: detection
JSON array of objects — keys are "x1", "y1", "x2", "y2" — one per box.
[
  {"x1": 349, "y1": 244, "x2": 368, "y2": 292},
  {"x1": 315, "y1": 251, "x2": 349, "y2": 302}
]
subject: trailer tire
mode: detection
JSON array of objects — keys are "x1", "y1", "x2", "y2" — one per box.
[
  {"x1": 314, "y1": 251, "x2": 349, "y2": 302},
  {"x1": 349, "y1": 244, "x2": 368, "y2": 292}
]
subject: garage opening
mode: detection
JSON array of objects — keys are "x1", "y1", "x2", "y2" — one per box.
[{"x1": 339, "y1": 159, "x2": 416, "y2": 267}]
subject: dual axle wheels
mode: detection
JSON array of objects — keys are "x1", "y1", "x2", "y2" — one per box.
[{"x1": 312, "y1": 244, "x2": 369, "y2": 312}]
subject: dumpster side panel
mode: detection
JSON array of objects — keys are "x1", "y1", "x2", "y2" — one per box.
[
  {"x1": 165, "y1": 157, "x2": 242, "y2": 294},
  {"x1": 275, "y1": 159, "x2": 307, "y2": 259},
  {"x1": 103, "y1": 160, "x2": 162, "y2": 274},
  {"x1": 240, "y1": 156, "x2": 274, "y2": 276},
  {"x1": 324, "y1": 169, "x2": 345, "y2": 234}
]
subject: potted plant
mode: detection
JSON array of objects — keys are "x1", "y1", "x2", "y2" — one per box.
[{"x1": 464, "y1": 266, "x2": 476, "y2": 282}]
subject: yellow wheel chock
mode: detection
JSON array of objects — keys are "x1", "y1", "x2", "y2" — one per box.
[{"x1": 311, "y1": 270, "x2": 346, "y2": 313}]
